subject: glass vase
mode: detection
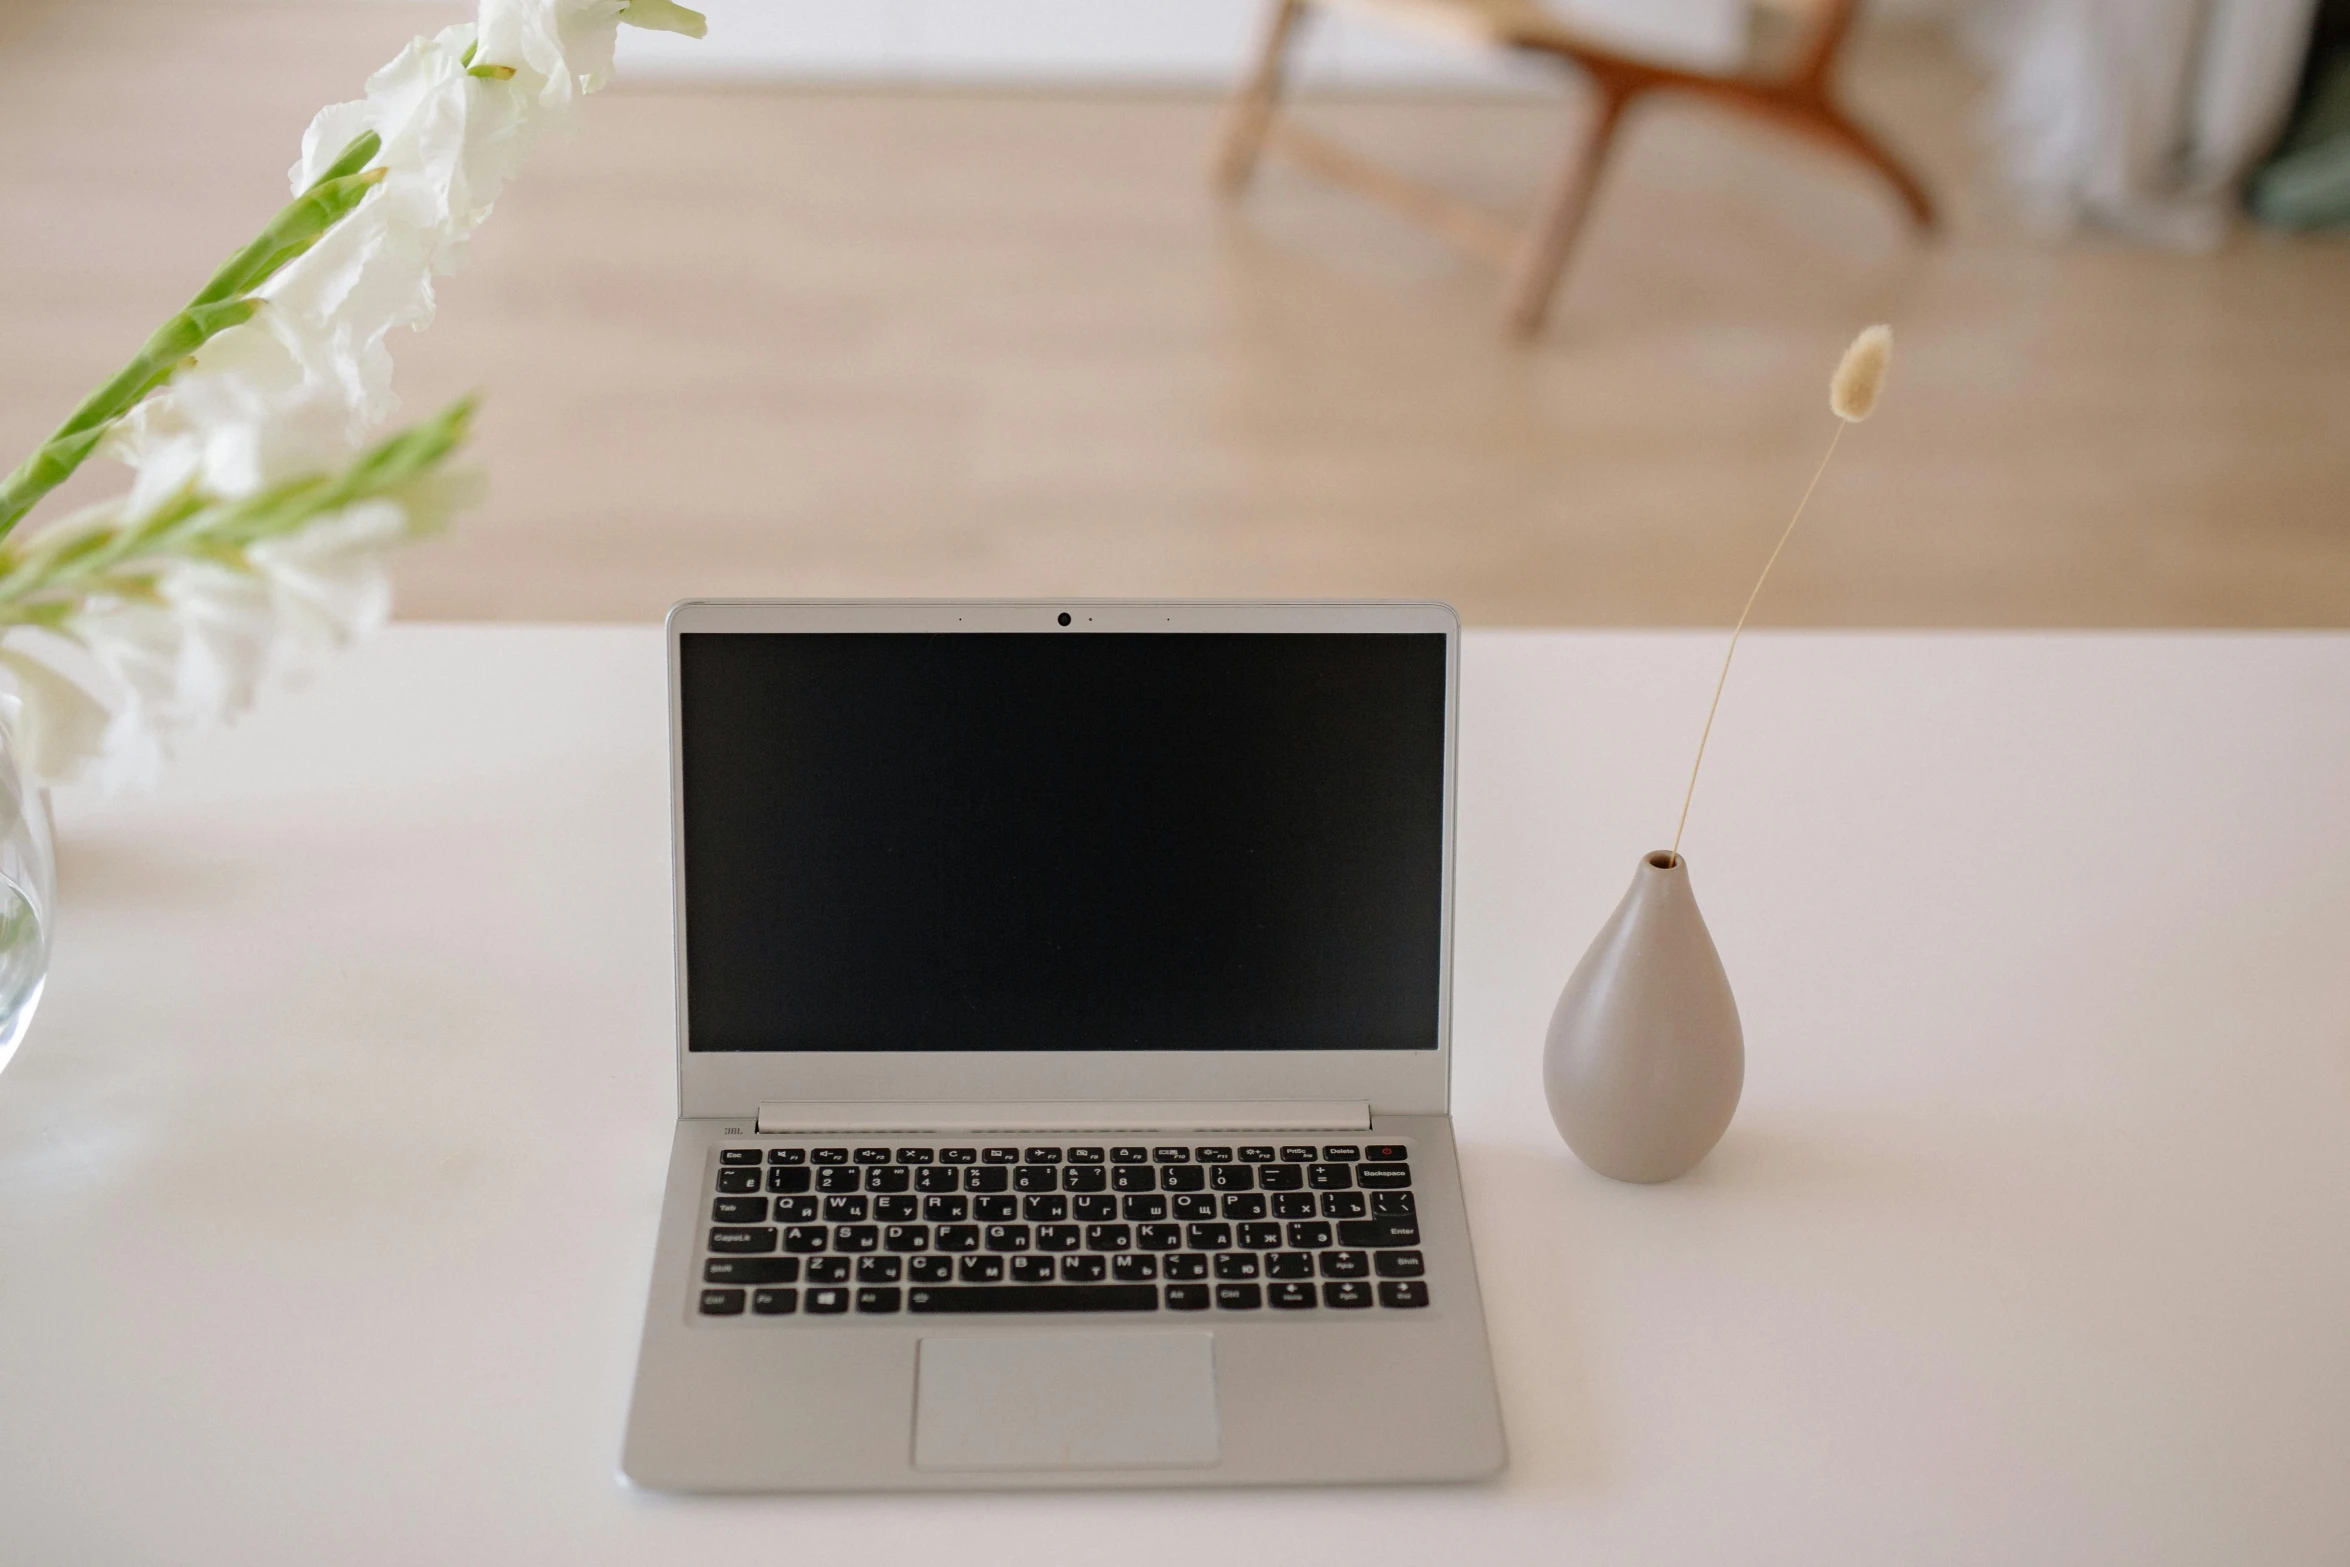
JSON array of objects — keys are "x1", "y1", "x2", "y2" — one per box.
[{"x1": 0, "y1": 723, "x2": 54, "y2": 1078}]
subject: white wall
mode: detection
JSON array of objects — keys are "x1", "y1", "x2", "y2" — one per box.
[{"x1": 612, "y1": 0, "x2": 1748, "y2": 89}]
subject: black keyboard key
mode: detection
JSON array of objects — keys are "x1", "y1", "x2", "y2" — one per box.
[
  {"x1": 705, "y1": 1256, "x2": 799, "y2": 1285},
  {"x1": 752, "y1": 1287, "x2": 798, "y2": 1315},
  {"x1": 959, "y1": 1255, "x2": 1006, "y2": 1282},
  {"x1": 823, "y1": 1195, "x2": 868, "y2": 1222},
  {"x1": 1036, "y1": 1224, "x2": 1082, "y2": 1252},
  {"x1": 1308, "y1": 1163, "x2": 1354, "y2": 1190},
  {"x1": 1323, "y1": 1145, "x2": 1361, "y2": 1162},
  {"x1": 1272, "y1": 1192, "x2": 1316, "y2": 1218},
  {"x1": 1163, "y1": 1253, "x2": 1208, "y2": 1281},
  {"x1": 806, "y1": 1257, "x2": 851, "y2": 1283},
  {"x1": 1280, "y1": 1145, "x2": 1317, "y2": 1162},
  {"x1": 1237, "y1": 1222, "x2": 1281, "y2": 1250},
  {"x1": 962, "y1": 1167, "x2": 1010, "y2": 1194},
  {"x1": 1374, "y1": 1249, "x2": 1425, "y2": 1278},
  {"x1": 1220, "y1": 1193, "x2": 1268, "y2": 1220},
  {"x1": 1323, "y1": 1280, "x2": 1374, "y2": 1309},
  {"x1": 865, "y1": 1166, "x2": 912, "y2": 1193},
  {"x1": 816, "y1": 1167, "x2": 861, "y2": 1194},
  {"x1": 1213, "y1": 1253, "x2": 1259, "y2": 1280},
  {"x1": 715, "y1": 1169, "x2": 762, "y2": 1195},
  {"x1": 1073, "y1": 1194, "x2": 1118, "y2": 1222},
  {"x1": 1066, "y1": 1147, "x2": 1105, "y2": 1164},
  {"x1": 1195, "y1": 1146, "x2": 1234, "y2": 1163},
  {"x1": 1013, "y1": 1166, "x2": 1059, "y2": 1192},
  {"x1": 1372, "y1": 1191, "x2": 1416, "y2": 1216},
  {"x1": 1111, "y1": 1166, "x2": 1158, "y2": 1193},
  {"x1": 852, "y1": 1146, "x2": 890, "y2": 1165},
  {"x1": 767, "y1": 1167, "x2": 813, "y2": 1194},
  {"x1": 720, "y1": 1148, "x2": 761, "y2": 1166},
  {"x1": 858, "y1": 1256, "x2": 902, "y2": 1282},
  {"x1": 1338, "y1": 1215, "x2": 1420, "y2": 1248},
  {"x1": 939, "y1": 1147, "x2": 977, "y2": 1165},
  {"x1": 1010, "y1": 1256, "x2": 1056, "y2": 1283},
  {"x1": 1287, "y1": 1220, "x2": 1333, "y2": 1249},
  {"x1": 897, "y1": 1147, "x2": 933, "y2": 1164},
  {"x1": 782, "y1": 1225, "x2": 829, "y2": 1253},
  {"x1": 1379, "y1": 1280, "x2": 1430, "y2": 1309},
  {"x1": 884, "y1": 1224, "x2": 930, "y2": 1253},
  {"x1": 1258, "y1": 1164, "x2": 1304, "y2": 1191},
  {"x1": 1365, "y1": 1143, "x2": 1408, "y2": 1161},
  {"x1": 984, "y1": 1224, "x2": 1031, "y2": 1252},
  {"x1": 1160, "y1": 1164, "x2": 1207, "y2": 1192},
  {"x1": 1265, "y1": 1251, "x2": 1314, "y2": 1280},
  {"x1": 769, "y1": 1147, "x2": 809, "y2": 1165},
  {"x1": 1239, "y1": 1145, "x2": 1276, "y2": 1162},
  {"x1": 1185, "y1": 1222, "x2": 1233, "y2": 1251},
  {"x1": 713, "y1": 1197, "x2": 768, "y2": 1224},
  {"x1": 1061, "y1": 1166, "x2": 1108, "y2": 1193},
  {"x1": 908, "y1": 1285, "x2": 1159, "y2": 1314},
  {"x1": 1110, "y1": 1146, "x2": 1148, "y2": 1163},
  {"x1": 806, "y1": 1286, "x2": 849, "y2": 1314},
  {"x1": 810, "y1": 1147, "x2": 848, "y2": 1165},
  {"x1": 923, "y1": 1195, "x2": 968, "y2": 1222},
  {"x1": 1137, "y1": 1223, "x2": 1184, "y2": 1251},
  {"x1": 1060, "y1": 1254, "x2": 1107, "y2": 1282},
  {"x1": 934, "y1": 1224, "x2": 980, "y2": 1253},
  {"x1": 773, "y1": 1196, "x2": 818, "y2": 1223},
  {"x1": 1022, "y1": 1146, "x2": 1062, "y2": 1164},
  {"x1": 873, "y1": 1195, "x2": 919, "y2": 1223},
  {"x1": 1357, "y1": 1163, "x2": 1412, "y2": 1189},
  {"x1": 973, "y1": 1195, "x2": 1019, "y2": 1223},
  {"x1": 834, "y1": 1225, "x2": 879, "y2": 1253},
  {"x1": 1084, "y1": 1224, "x2": 1132, "y2": 1251},
  {"x1": 1268, "y1": 1281, "x2": 1318, "y2": 1310},
  {"x1": 708, "y1": 1227, "x2": 777, "y2": 1254},
  {"x1": 1166, "y1": 1283, "x2": 1211, "y2": 1310},
  {"x1": 1209, "y1": 1164, "x2": 1255, "y2": 1191},
  {"x1": 1023, "y1": 1195, "x2": 1068, "y2": 1222},
  {"x1": 1215, "y1": 1283, "x2": 1263, "y2": 1310},
  {"x1": 1125, "y1": 1194, "x2": 1172, "y2": 1222},
  {"x1": 914, "y1": 1166, "x2": 961, "y2": 1193},
  {"x1": 909, "y1": 1256, "x2": 954, "y2": 1283},
  {"x1": 699, "y1": 1288, "x2": 746, "y2": 1315},
  {"x1": 856, "y1": 1287, "x2": 902, "y2": 1314},
  {"x1": 1320, "y1": 1191, "x2": 1367, "y2": 1219},
  {"x1": 1112, "y1": 1254, "x2": 1159, "y2": 1282},
  {"x1": 1319, "y1": 1250, "x2": 1369, "y2": 1279},
  {"x1": 1151, "y1": 1146, "x2": 1191, "y2": 1163},
  {"x1": 981, "y1": 1147, "x2": 1020, "y2": 1165}
]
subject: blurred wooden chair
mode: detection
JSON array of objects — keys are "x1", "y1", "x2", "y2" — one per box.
[{"x1": 1214, "y1": 0, "x2": 1935, "y2": 338}]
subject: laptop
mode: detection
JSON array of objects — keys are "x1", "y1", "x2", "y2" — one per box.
[{"x1": 621, "y1": 599, "x2": 1507, "y2": 1490}]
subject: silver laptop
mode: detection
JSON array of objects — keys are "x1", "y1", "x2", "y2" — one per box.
[{"x1": 621, "y1": 599, "x2": 1506, "y2": 1491}]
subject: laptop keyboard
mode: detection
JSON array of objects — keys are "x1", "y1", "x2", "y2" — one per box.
[{"x1": 693, "y1": 1142, "x2": 1429, "y2": 1319}]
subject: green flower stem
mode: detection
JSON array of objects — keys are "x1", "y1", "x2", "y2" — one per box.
[
  {"x1": 0, "y1": 397, "x2": 474, "y2": 630},
  {"x1": 0, "y1": 131, "x2": 387, "y2": 541}
]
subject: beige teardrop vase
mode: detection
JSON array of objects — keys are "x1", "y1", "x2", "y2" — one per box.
[{"x1": 1543, "y1": 851, "x2": 1743, "y2": 1183}]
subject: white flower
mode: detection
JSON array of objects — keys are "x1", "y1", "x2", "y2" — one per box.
[{"x1": 0, "y1": 647, "x2": 113, "y2": 786}]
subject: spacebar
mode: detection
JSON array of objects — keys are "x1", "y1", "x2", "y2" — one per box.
[{"x1": 907, "y1": 1285, "x2": 1159, "y2": 1314}]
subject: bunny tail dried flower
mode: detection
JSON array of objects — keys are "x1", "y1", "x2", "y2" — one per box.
[{"x1": 1670, "y1": 325, "x2": 1896, "y2": 863}]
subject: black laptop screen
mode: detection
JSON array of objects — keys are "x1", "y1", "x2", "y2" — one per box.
[{"x1": 678, "y1": 631, "x2": 1447, "y2": 1052}]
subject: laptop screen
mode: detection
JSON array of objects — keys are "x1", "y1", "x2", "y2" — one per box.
[{"x1": 678, "y1": 631, "x2": 1447, "y2": 1053}]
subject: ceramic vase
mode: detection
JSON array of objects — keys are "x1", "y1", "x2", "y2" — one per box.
[{"x1": 1543, "y1": 851, "x2": 1742, "y2": 1183}]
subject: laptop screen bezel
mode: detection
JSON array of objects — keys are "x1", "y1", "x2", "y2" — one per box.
[{"x1": 666, "y1": 599, "x2": 1458, "y2": 1120}]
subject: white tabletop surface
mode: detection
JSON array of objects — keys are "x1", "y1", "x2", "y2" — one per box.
[{"x1": 3, "y1": 625, "x2": 2346, "y2": 1564}]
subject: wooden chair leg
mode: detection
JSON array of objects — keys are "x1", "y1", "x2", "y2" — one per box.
[
  {"x1": 1216, "y1": 0, "x2": 1309, "y2": 194},
  {"x1": 1803, "y1": 100, "x2": 1937, "y2": 231},
  {"x1": 1502, "y1": 81, "x2": 1635, "y2": 340}
]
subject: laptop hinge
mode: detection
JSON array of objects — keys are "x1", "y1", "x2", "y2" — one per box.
[{"x1": 754, "y1": 1100, "x2": 1373, "y2": 1135}]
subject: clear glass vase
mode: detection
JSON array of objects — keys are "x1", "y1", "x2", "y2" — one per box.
[{"x1": 0, "y1": 723, "x2": 54, "y2": 1077}]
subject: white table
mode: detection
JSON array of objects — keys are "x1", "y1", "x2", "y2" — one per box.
[{"x1": 3, "y1": 626, "x2": 2346, "y2": 1564}]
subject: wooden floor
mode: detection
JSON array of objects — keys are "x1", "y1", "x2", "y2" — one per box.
[{"x1": 4, "y1": 3, "x2": 2347, "y2": 626}]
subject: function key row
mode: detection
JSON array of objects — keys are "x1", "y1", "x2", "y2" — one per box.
[
  {"x1": 721, "y1": 1143, "x2": 1410, "y2": 1169},
  {"x1": 701, "y1": 1279, "x2": 1430, "y2": 1316},
  {"x1": 721, "y1": 1160, "x2": 1412, "y2": 1197}
]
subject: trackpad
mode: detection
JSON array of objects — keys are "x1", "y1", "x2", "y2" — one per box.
[{"x1": 912, "y1": 1332, "x2": 1220, "y2": 1471}]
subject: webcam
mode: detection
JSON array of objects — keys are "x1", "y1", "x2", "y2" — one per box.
[{"x1": 1057, "y1": 612, "x2": 1072, "y2": 626}]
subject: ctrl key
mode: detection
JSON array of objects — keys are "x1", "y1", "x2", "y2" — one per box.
[{"x1": 698, "y1": 1288, "x2": 746, "y2": 1316}]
